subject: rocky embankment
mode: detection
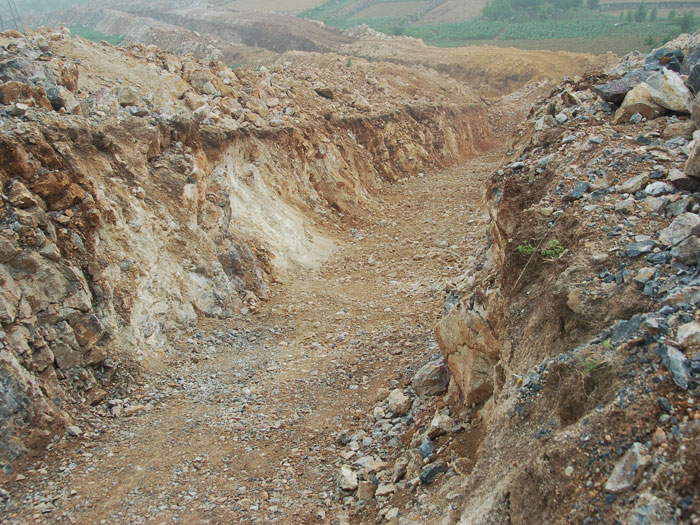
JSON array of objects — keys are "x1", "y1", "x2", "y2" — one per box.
[
  {"x1": 0, "y1": 27, "x2": 490, "y2": 472},
  {"x1": 329, "y1": 34, "x2": 700, "y2": 523}
]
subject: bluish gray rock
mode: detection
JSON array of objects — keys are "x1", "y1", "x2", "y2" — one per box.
[
  {"x1": 420, "y1": 463, "x2": 448, "y2": 485},
  {"x1": 418, "y1": 436, "x2": 434, "y2": 458},
  {"x1": 626, "y1": 240, "x2": 656, "y2": 257},
  {"x1": 564, "y1": 181, "x2": 590, "y2": 202}
]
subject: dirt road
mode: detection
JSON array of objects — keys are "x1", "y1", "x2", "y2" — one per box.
[{"x1": 3, "y1": 149, "x2": 505, "y2": 524}]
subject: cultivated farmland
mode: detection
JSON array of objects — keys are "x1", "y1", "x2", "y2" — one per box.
[{"x1": 301, "y1": 0, "x2": 700, "y2": 54}]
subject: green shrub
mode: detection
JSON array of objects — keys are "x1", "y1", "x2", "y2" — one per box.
[
  {"x1": 540, "y1": 239, "x2": 565, "y2": 259},
  {"x1": 517, "y1": 240, "x2": 536, "y2": 256}
]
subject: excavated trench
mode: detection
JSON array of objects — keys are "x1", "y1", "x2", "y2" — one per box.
[{"x1": 0, "y1": 28, "x2": 499, "y2": 522}]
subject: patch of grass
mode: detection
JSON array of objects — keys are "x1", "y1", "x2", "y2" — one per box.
[
  {"x1": 577, "y1": 359, "x2": 605, "y2": 375},
  {"x1": 541, "y1": 239, "x2": 565, "y2": 259},
  {"x1": 404, "y1": 20, "x2": 507, "y2": 42},
  {"x1": 68, "y1": 25, "x2": 124, "y2": 46},
  {"x1": 517, "y1": 240, "x2": 536, "y2": 256}
]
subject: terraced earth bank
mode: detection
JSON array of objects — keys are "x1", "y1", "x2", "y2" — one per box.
[{"x1": 1, "y1": 16, "x2": 699, "y2": 525}]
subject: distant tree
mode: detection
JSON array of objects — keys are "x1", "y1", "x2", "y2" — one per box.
[
  {"x1": 572, "y1": 0, "x2": 584, "y2": 9},
  {"x1": 634, "y1": 2, "x2": 647, "y2": 22},
  {"x1": 676, "y1": 10, "x2": 695, "y2": 32},
  {"x1": 538, "y1": 3, "x2": 555, "y2": 19},
  {"x1": 649, "y1": 6, "x2": 658, "y2": 20},
  {"x1": 644, "y1": 34, "x2": 657, "y2": 48},
  {"x1": 587, "y1": 0, "x2": 600, "y2": 10},
  {"x1": 483, "y1": 0, "x2": 513, "y2": 20},
  {"x1": 668, "y1": 8, "x2": 676, "y2": 20},
  {"x1": 619, "y1": 10, "x2": 625, "y2": 20},
  {"x1": 626, "y1": 10, "x2": 633, "y2": 21}
]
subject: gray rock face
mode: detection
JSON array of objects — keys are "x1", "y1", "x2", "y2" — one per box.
[
  {"x1": 418, "y1": 436, "x2": 434, "y2": 458},
  {"x1": 604, "y1": 442, "x2": 651, "y2": 494},
  {"x1": 670, "y1": 235, "x2": 700, "y2": 265},
  {"x1": 0, "y1": 52, "x2": 57, "y2": 89},
  {"x1": 564, "y1": 181, "x2": 589, "y2": 202},
  {"x1": 411, "y1": 359, "x2": 450, "y2": 397},
  {"x1": 688, "y1": 65, "x2": 700, "y2": 95},
  {"x1": 658, "y1": 213, "x2": 700, "y2": 246},
  {"x1": 656, "y1": 344, "x2": 691, "y2": 389},
  {"x1": 645, "y1": 47, "x2": 683, "y2": 72}
]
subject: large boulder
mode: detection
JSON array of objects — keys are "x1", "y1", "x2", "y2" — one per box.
[
  {"x1": 646, "y1": 69, "x2": 694, "y2": 113},
  {"x1": 411, "y1": 359, "x2": 450, "y2": 397},
  {"x1": 613, "y1": 83, "x2": 665, "y2": 124},
  {"x1": 435, "y1": 300, "x2": 500, "y2": 405}
]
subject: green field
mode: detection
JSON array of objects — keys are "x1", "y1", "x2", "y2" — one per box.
[
  {"x1": 68, "y1": 25, "x2": 124, "y2": 45},
  {"x1": 301, "y1": 0, "x2": 700, "y2": 54}
]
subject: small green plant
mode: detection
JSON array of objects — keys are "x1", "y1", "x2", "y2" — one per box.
[
  {"x1": 578, "y1": 359, "x2": 605, "y2": 375},
  {"x1": 518, "y1": 240, "x2": 536, "y2": 256},
  {"x1": 644, "y1": 34, "x2": 658, "y2": 49},
  {"x1": 541, "y1": 239, "x2": 565, "y2": 259},
  {"x1": 345, "y1": 58, "x2": 352, "y2": 67},
  {"x1": 602, "y1": 338, "x2": 614, "y2": 350}
]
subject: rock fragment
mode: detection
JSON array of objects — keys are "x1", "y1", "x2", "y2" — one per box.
[
  {"x1": 337, "y1": 465, "x2": 358, "y2": 492},
  {"x1": 604, "y1": 443, "x2": 651, "y2": 494},
  {"x1": 420, "y1": 463, "x2": 448, "y2": 485},
  {"x1": 387, "y1": 389, "x2": 411, "y2": 415}
]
